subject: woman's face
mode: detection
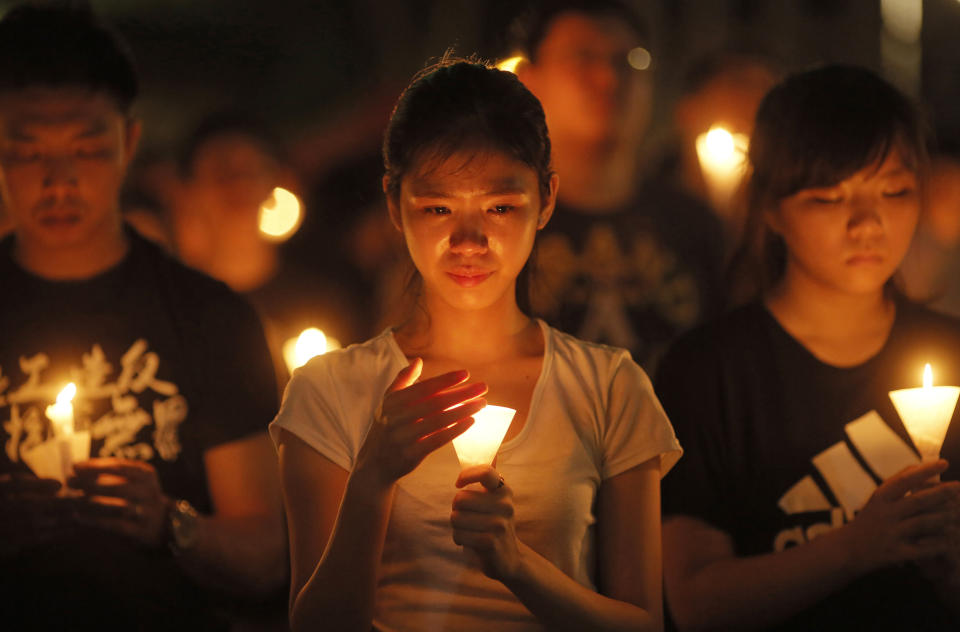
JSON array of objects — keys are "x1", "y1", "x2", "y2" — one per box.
[
  {"x1": 768, "y1": 147, "x2": 919, "y2": 297},
  {"x1": 387, "y1": 149, "x2": 557, "y2": 313}
]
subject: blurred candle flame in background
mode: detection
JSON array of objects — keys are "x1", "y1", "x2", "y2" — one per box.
[
  {"x1": 695, "y1": 125, "x2": 749, "y2": 212},
  {"x1": 258, "y1": 186, "x2": 303, "y2": 242},
  {"x1": 283, "y1": 327, "x2": 341, "y2": 373}
]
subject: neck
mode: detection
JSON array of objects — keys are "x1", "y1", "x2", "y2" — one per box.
[
  {"x1": 551, "y1": 134, "x2": 638, "y2": 211},
  {"x1": 765, "y1": 268, "x2": 896, "y2": 365},
  {"x1": 397, "y1": 287, "x2": 536, "y2": 365},
  {"x1": 13, "y1": 219, "x2": 129, "y2": 281},
  {"x1": 204, "y1": 226, "x2": 279, "y2": 292}
]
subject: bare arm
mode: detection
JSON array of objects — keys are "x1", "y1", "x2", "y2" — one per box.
[
  {"x1": 664, "y1": 460, "x2": 960, "y2": 631},
  {"x1": 453, "y1": 458, "x2": 663, "y2": 632}
]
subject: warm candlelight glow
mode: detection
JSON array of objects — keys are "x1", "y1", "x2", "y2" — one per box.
[
  {"x1": 496, "y1": 55, "x2": 525, "y2": 74},
  {"x1": 258, "y1": 187, "x2": 302, "y2": 242},
  {"x1": 695, "y1": 125, "x2": 749, "y2": 211},
  {"x1": 45, "y1": 382, "x2": 76, "y2": 437},
  {"x1": 452, "y1": 404, "x2": 515, "y2": 469},
  {"x1": 282, "y1": 327, "x2": 341, "y2": 373},
  {"x1": 889, "y1": 364, "x2": 960, "y2": 461},
  {"x1": 627, "y1": 46, "x2": 652, "y2": 70}
]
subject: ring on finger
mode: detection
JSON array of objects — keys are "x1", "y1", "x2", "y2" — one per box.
[{"x1": 497, "y1": 474, "x2": 505, "y2": 489}]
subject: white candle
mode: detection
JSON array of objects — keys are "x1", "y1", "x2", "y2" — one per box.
[
  {"x1": 45, "y1": 383, "x2": 77, "y2": 480},
  {"x1": 889, "y1": 364, "x2": 960, "y2": 461},
  {"x1": 452, "y1": 405, "x2": 516, "y2": 469}
]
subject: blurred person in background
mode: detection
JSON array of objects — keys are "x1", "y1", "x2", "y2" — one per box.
[
  {"x1": 512, "y1": 0, "x2": 725, "y2": 370},
  {"x1": 900, "y1": 153, "x2": 960, "y2": 316},
  {"x1": 0, "y1": 6, "x2": 285, "y2": 629},
  {"x1": 175, "y1": 111, "x2": 359, "y2": 386},
  {"x1": 652, "y1": 51, "x2": 778, "y2": 257}
]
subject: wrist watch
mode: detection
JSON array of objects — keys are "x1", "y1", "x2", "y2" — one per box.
[{"x1": 167, "y1": 498, "x2": 200, "y2": 555}]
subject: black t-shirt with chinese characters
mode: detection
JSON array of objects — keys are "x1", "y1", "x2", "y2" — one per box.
[
  {"x1": 656, "y1": 299, "x2": 960, "y2": 631},
  {"x1": 531, "y1": 185, "x2": 724, "y2": 372},
  {"x1": 0, "y1": 230, "x2": 277, "y2": 629}
]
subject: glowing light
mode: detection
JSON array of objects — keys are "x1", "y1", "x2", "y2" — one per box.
[
  {"x1": 889, "y1": 364, "x2": 960, "y2": 461},
  {"x1": 452, "y1": 405, "x2": 515, "y2": 469},
  {"x1": 695, "y1": 125, "x2": 749, "y2": 211},
  {"x1": 881, "y1": 0, "x2": 922, "y2": 44},
  {"x1": 627, "y1": 46, "x2": 652, "y2": 70},
  {"x1": 258, "y1": 187, "x2": 302, "y2": 242},
  {"x1": 45, "y1": 383, "x2": 76, "y2": 436},
  {"x1": 282, "y1": 328, "x2": 341, "y2": 373},
  {"x1": 496, "y1": 55, "x2": 525, "y2": 74}
]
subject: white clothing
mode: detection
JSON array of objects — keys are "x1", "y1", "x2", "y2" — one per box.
[{"x1": 270, "y1": 320, "x2": 681, "y2": 632}]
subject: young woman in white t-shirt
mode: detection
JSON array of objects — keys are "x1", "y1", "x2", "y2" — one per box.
[{"x1": 271, "y1": 59, "x2": 680, "y2": 631}]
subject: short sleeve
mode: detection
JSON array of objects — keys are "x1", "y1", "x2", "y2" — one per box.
[
  {"x1": 655, "y1": 335, "x2": 734, "y2": 532},
  {"x1": 602, "y1": 350, "x2": 682, "y2": 480},
  {"x1": 269, "y1": 357, "x2": 359, "y2": 471}
]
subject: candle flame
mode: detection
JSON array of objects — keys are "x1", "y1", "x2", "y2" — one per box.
[
  {"x1": 496, "y1": 55, "x2": 525, "y2": 74},
  {"x1": 258, "y1": 187, "x2": 303, "y2": 242},
  {"x1": 923, "y1": 363, "x2": 933, "y2": 389},
  {"x1": 282, "y1": 327, "x2": 341, "y2": 373},
  {"x1": 57, "y1": 382, "x2": 77, "y2": 404}
]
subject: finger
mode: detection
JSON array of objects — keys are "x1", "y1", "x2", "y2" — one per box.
[
  {"x1": 452, "y1": 529, "x2": 496, "y2": 551},
  {"x1": 388, "y1": 369, "x2": 472, "y2": 408},
  {"x1": 392, "y1": 382, "x2": 488, "y2": 426},
  {"x1": 396, "y1": 398, "x2": 487, "y2": 443},
  {"x1": 409, "y1": 417, "x2": 475, "y2": 461},
  {"x1": 73, "y1": 459, "x2": 154, "y2": 482},
  {"x1": 451, "y1": 509, "x2": 503, "y2": 532},
  {"x1": 0, "y1": 474, "x2": 62, "y2": 496},
  {"x1": 456, "y1": 466, "x2": 503, "y2": 492},
  {"x1": 452, "y1": 489, "x2": 514, "y2": 516},
  {"x1": 878, "y1": 460, "x2": 949, "y2": 500},
  {"x1": 899, "y1": 511, "x2": 958, "y2": 539},
  {"x1": 387, "y1": 357, "x2": 424, "y2": 394},
  {"x1": 902, "y1": 534, "x2": 956, "y2": 562},
  {"x1": 75, "y1": 513, "x2": 141, "y2": 540},
  {"x1": 900, "y1": 482, "x2": 960, "y2": 518},
  {"x1": 69, "y1": 480, "x2": 144, "y2": 503}
]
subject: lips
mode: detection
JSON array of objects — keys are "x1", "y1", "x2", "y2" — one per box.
[
  {"x1": 446, "y1": 268, "x2": 493, "y2": 287},
  {"x1": 846, "y1": 252, "x2": 884, "y2": 265}
]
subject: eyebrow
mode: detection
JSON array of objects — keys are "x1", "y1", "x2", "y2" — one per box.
[
  {"x1": 409, "y1": 180, "x2": 530, "y2": 199},
  {"x1": 6, "y1": 117, "x2": 109, "y2": 141}
]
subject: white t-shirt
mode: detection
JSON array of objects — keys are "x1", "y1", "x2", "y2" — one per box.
[{"x1": 270, "y1": 320, "x2": 681, "y2": 632}]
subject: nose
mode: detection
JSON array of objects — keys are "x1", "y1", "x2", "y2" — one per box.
[
  {"x1": 847, "y1": 201, "x2": 884, "y2": 241},
  {"x1": 42, "y1": 155, "x2": 78, "y2": 189},
  {"x1": 449, "y1": 213, "x2": 488, "y2": 255}
]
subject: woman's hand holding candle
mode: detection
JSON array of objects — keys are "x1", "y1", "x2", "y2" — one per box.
[
  {"x1": 354, "y1": 358, "x2": 487, "y2": 488},
  {"x1": 843, "y1": 460, "x2": 960, "y2": 574},
  {"x1": 451, "y1": 465, "x2": 521, "y2": 582},
  {"x1": 68, "y1": 457, "x2": 171, "y2": 548}
]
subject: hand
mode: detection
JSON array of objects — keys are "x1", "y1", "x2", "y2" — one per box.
[
  {"x1": 846, "y1": 459, "x2": 960, "y2": 574},
  {"x1": 68, "y1": 458, "x2": 172, "y2": 549},
  {"x1": 355, "y1": 358, "x2": 486, "y2": 488},
  {"x1": 451, "y1": 465, "x2": 521, "y2": 582},
  {"x1": 0, "y1": 472, "x2": 76, "y2": 555}
]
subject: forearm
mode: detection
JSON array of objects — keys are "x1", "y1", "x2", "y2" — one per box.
[
  {"x1": 670, "y1": 527, "x2": 862, "y2": 631},
  {"x1": 177, "y1": 511, "x2": 286, "y2": 596},
  {"x1": 503, "y1": 541, "x2": 660, "y2": 632},
  {"x1": 290, "y1": 470, "x2": 394, "y2": 632}
]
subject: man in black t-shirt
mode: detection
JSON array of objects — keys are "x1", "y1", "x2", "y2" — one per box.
[
  {"x1": 0, "y1": 6, "x2": 284, "y2": 629},
  {"x1": 512, "y1": 1, "x2": 725, "y2": 370},
  {"x1": 657, "y1": 300, "x2": 960, "y2": 630}
]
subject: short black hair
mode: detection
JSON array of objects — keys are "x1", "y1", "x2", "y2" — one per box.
[
  {"x1": 178, "y1": 110, "x2": 285, "y2": 179},
  {"x1": 509, "y1": 0, "x2": 648, "y2": 61},
  {"x1": 0, "y1": 3, "x2": 138, "y2": 112}
]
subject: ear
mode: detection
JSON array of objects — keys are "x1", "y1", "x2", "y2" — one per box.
[
  {"x1": 123, "y1": 118, "x2": 142, "y2": 166},
  {"x1": 763, "y1": 206, "x2": 783, "y2": 236},
  {"x1": 537, "y1": 173, "x2": 560, "y2": 230},
  {"x1": 383, "y1": 174, "x2": 403, "y2": 232}
]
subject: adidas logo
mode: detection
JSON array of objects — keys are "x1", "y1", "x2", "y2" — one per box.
[{"x1": 773, "y1": 411, "x2": 919, "y2": 552}]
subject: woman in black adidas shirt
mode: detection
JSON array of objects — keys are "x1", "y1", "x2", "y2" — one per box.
[{"x1": 657, "y1": 65, "x2": 960, "y2": 631}]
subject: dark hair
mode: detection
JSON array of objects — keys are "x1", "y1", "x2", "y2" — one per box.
[
  {"x1": 508, "y1": 0, "x2": 648, "y2": 62},
  {"x1": 178, "y1": 110, "x2": 285, "y2": 179},
  {"x1": 382, "y1": 57, "x2": 553, "y2": 316},
  {"x1": 0, "y1": 3, "x2": 138, "y2": 112},
  {"x1": 728, "y1": 64, "x2": 929, "y2": 303}
]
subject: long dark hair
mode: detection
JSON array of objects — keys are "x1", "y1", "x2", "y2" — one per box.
[
  {"x1": 382, "y1": 56, "x2": 554, "y2": 316},
  {"x1": 728, "y1": 64, "x2": 929, "y2": 304}
]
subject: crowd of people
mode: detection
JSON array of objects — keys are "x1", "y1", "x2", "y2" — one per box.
[{"x1": 1, "y1": 1, "x2": 960, "y2": 631}]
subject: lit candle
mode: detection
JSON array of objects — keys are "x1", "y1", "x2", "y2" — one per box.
[
  {"x1": 695, "y1": 125, "x2": 749, "y2": 212},
  {"x1": 258, "y1": 186, "x2": 303, "y2": 243},
  {"x1": 452, "y1": 405, "x2": 515, "y2": 469},
  {"x1": 282, "y1": 327, "x2": 341, "y2": 373},
  {"x1": 45, "y1": 383, "x2": 77, "y2": 480},
  {"x1": 889, "y1": 364, "x2": 960, "y2": 461}
]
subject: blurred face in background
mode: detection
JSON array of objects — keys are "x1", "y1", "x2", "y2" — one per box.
[
  {"x1": 0, "y1": 87, "x2": 138, "y2": 251},
  {"x1": 185, "y1": 133, "x2": 278, "y2": 224},
  {"x1": 519, "y1": 12, "x2": 652, "y2": 147}
]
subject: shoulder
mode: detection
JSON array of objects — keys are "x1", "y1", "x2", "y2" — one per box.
[
  {"x1": 660, "y1": 303, "x2": 768, "y2": 367},
  {"x1": 290, "y1": 329, "x2": 400, "y2": 393},
  {"x1": 547, "y1": 323, "x2": 635, "y2": 379}
]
